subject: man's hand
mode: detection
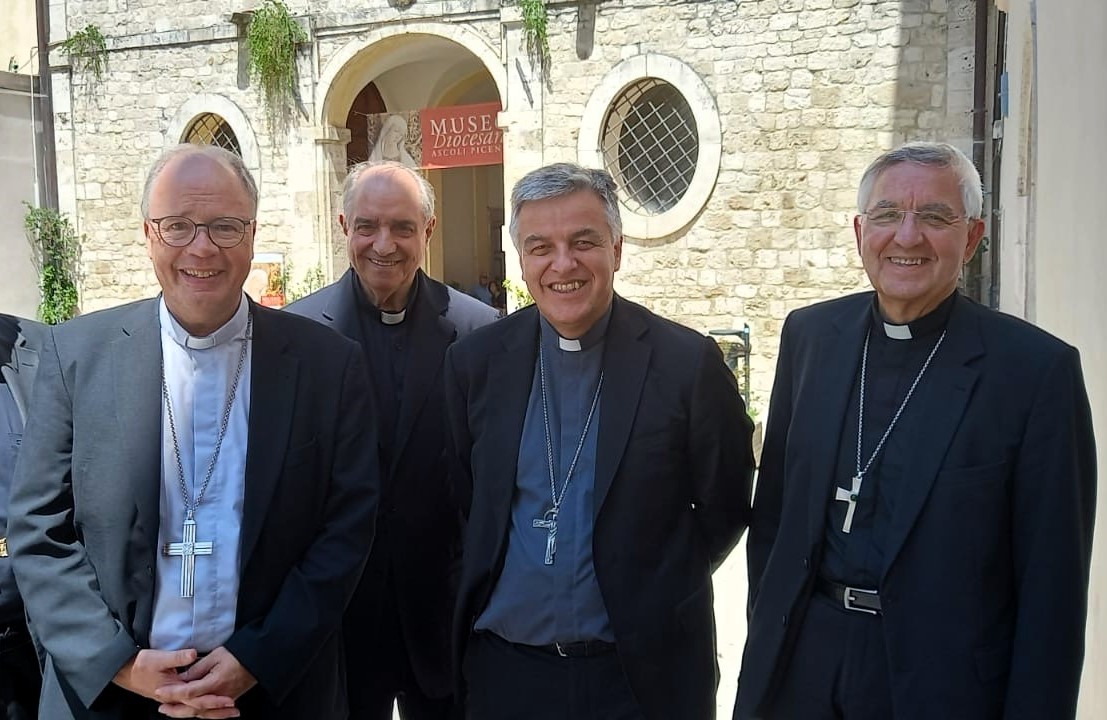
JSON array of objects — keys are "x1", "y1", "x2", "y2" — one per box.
[
  {"x1": 112, "y1": 648, "x2": 200, "y2": 700},
  {"x1": 154, "y1": 646, "x2": 256, "y2": 719}
]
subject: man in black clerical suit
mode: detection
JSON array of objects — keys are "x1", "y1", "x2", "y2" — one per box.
[
  {"x1": 445, "y1": 163, "x2": 755, "y2": 720},
  {"x1": 734, "y1": 142, "x2": 1096, "y2": 720},
  {"x1": 287, "y1": 160, "x2": 497, "y2": 720},
  {"x1": 9, "y1": 144, "x2": 379, "y2": 719},
  {"x1": 1, "y1": 313, "x2": 43, "y2": 720}
]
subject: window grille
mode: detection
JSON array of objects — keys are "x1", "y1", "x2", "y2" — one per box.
[
  {"x1": 184, "y1": 113, "x2": 242, "y2": 156},
  {"x1": 600, "y1": 79, "x2": 699, "y2": 216}
]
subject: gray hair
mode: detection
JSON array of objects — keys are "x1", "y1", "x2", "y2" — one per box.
[
  {"x1": 509, "y1": 163, "x2": 622, "y2": 249},
  {"x1": 141, "y1": 144, "x2": 258, "y2": 217},
  {"x1": 857, "y1": 142, "x2": 983, "y2": 219},
  {"x1": 342, "y1": 161, "x2": 435, "y2": 222}
]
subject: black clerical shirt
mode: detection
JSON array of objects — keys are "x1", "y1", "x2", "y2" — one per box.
[
  {"x1": 351, "y1": 271, "x2": 415, "y2": 468},
  {"x1": 821, "y1": 291, "x2": 959, "y2": 588}
]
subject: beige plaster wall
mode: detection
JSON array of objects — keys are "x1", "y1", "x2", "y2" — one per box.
[{"x1": 1000, "y1": 2, "x2": 1107, "y2": 716}]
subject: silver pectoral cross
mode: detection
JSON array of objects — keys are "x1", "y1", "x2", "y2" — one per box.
[
  {"x1": 532, "y1": 509, "x2": 558, "y2": 565},
  {"x1": 834, "y1": 475, "x2": 863, "y2": 534},
  {"x1": 162, "y1": 518, "x2": 214, "y2": 597}
]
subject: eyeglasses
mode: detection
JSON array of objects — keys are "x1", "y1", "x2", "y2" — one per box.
[
  {"x1": 863, "y1": 208, "x2": 966, "y2": 229},
  {"x1": 149, "y1": 216, "x2": 254, "y2": 248}
]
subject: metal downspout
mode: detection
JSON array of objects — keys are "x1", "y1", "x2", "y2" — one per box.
[{"x1": 35, "y1": 0, "x2": 59, "y2": 210}]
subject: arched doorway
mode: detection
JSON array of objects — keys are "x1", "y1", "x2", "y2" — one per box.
[{"x1": 317, "y1": 27, "x2": 507, "y2": 298}]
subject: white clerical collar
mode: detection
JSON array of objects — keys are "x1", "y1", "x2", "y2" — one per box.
[
  {"x1": 541, "y1": 304, "x2": 613, "y2": 353},
  {"x1": 558, "y1": 336, "x2": 582, "y2": 352},
  {"x1": 160, "y1": 294, "x2": 251, "y2": 350},
  {"x1": 882, "y1": 322, "x2": 912, "y2": 340},
  {"x1": 381, "y1": 308, "x2": 407, "y2": 325}
]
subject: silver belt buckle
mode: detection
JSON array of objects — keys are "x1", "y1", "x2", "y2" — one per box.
[
  {"x1": 555, "y1": 642, "x2": 568, "y2": 657},
  {"x1": 843, "y1": 586, "x2": 879, "y2": 615}
]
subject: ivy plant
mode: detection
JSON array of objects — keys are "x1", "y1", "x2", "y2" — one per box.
[
  {"x1": 23, "y1": 204, "x2": 82, "y2": 325},
  {"x1": 246, "y1": 0, "x2": 308, "y2": 131},
  {"x1": 517, "y1": 0, "x2": 550, "y2": 78},
  {"x1": 59, "y1": 24, "x2": 108, "y2": 83}
]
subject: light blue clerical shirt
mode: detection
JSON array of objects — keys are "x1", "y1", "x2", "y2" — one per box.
[
  {"x1": 150, "y1": 296, "x2": 251, "y2": 652},
  {"x1": 475, "y1": 309, "x2": 614, "y2": 645}
]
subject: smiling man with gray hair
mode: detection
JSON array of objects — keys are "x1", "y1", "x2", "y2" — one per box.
[
  {"x1": 445, "y1": 162, "x2": 754, "y2": 720},
  {"x1": 735, "y1": 142, "x2": 1096, "y2": 720},
  {"x1": 9, "y1": 144, "x2": 380, "y2": 719}
]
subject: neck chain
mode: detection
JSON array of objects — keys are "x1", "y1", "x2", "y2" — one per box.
[
  {"x1": 835, "y1": 327, "x2": 945, "y2": 534},
  {"x1": 162, "y1": 311, "x2": 252, "y2": 520},
  {"x1": 532, "y1": 340, "x2": 603, "y2": 565}
]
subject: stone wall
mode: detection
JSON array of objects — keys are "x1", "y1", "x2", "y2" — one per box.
[{"x1": 54, "y1": 0, "x2": 977, "y2": 410}]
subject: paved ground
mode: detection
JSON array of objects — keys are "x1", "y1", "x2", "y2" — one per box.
[{"x1": 714, "y1": 535, "x2": 750, "y2": 718}]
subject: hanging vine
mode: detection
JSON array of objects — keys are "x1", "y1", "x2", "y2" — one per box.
[
  {"x1": 518, "y1": 0, "x2": 551, "y2": 79},
  {"x1": 23, "y1": 204, "x2": 82, "y2": 325},
  {"x1": 59, "y1": 24, "x2": 108, "y2": 83},
  {"x1": 246, "y1": 0, "x2": 308, "y2": 132}
]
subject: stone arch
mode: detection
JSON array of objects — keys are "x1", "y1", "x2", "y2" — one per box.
[{"x1": 316, "y1": 22, "x2": 507, "y2": 129}]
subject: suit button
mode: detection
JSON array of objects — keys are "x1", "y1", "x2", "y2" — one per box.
[
  {"x1": 802, "y1": 557, "x2": 810, "y2": 570},
  {"x1": 781, "y1": 615, "x2": 787, "y2": 626},
  {"x1": 146, "y1": 565, "x2": 154, "y2": 577}
]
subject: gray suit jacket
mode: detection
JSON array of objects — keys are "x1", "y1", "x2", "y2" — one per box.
[
  {"x1": 1, "y1": 314, "x2": 42, "y2": 619},
  {"x1": 9, "y1": 299, "x2": 380, "y2": 719},
  {"x1": 0, "y1": 314, "x2": 43, "y2": 425}
]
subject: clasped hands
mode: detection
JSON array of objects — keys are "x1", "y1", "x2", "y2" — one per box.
[{"x1": 113, "y1": 646, "x2": 256, "y2": 719}]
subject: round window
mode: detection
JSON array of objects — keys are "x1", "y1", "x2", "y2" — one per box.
[{"x1": 601, "y1": 78, "x2": 699, "y2": 216}]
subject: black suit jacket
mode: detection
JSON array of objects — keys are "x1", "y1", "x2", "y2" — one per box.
[
  {"x1": 735, "y1": 292, "x2": 1096, "y2": 720},
  {"x1": 445, "y1": 296, "x2": 755, "y2": 720},
  {"x1": 9, "y1": 299, "x2": 380, "y2": 719},
  {"x1": 286, "y1": 269, "x2": 497, "y2": 697}
]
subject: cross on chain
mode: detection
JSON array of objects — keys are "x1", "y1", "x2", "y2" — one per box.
[
  {"x1": 834, "y1": 474, "x2": 862, "y2": 534},
  {"x1": 532, "y1": 509, "x2": 558, "y2": 565},
  {"x1": 162, "y1": 518, "x2": 213, "y2": 597}
]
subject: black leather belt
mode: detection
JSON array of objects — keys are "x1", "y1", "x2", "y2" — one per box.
[
  {"x1": 536, "y1": 639, "x2": 617, "y2": 658},
  {"x1": 816, "y1": 577, "x2": 882, "y2": 615}
]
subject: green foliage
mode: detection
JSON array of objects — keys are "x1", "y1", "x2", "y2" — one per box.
[
  {"x1": 23, "y1": 204, "x2": 82, "y2": 325},
  {"x1": 246, "y1": 0, "x2": 307, "y2": 131},
  {"x1": 517, "y1": 0, "x2": 550, "y2": 78},
  {"x1": 60, "y1": 24, "x2": 108, "y2": 82},
  {"x1": 283, "y1": 262, "x2": 326, "y2": 303},
  {"x1": 501, "y1": 277, "x2": 534, "y2": 311}
]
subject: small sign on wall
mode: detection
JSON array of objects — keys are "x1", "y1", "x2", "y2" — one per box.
[{"x1": 246, "y1": 252, "x2": 285, "y2": 308}]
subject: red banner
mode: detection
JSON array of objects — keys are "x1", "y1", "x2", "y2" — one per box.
[
  {"x1": 367, "y1": 103, "x2": 503, "y2": 169},
  {"x1": 419, "y1": 102, "x2": 503, "y2": 169}
]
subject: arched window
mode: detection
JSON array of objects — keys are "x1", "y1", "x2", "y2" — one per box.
[{"x1": 184, "y1": 113, "x2": 242, "y2": 156}]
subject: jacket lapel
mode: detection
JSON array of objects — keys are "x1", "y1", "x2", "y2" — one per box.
[
  {"x1": 320, "y1": 269, "x2": 362, "y2": 341},
  {"x1": 239, "y1": 305, "x2": 298, "y2": 565},
  {"x1": 593, "y1": 298, "x2": 650, "y2": 520},
  {"x1": 111, "y1": 300, "x2": 164, "y2": 553},
  {"x1": 801, "y1": 299, "x2": 870, "y2": 544},
  {"x1": 393, "y1": 274, "x2": 454, "y2": 469},
  {"x1": 483, "y1": 309, "x2": 539, "y2": 564},
  {"x1": 4, "y1": 330, "x2": 39, "y2": 424},
  {"x1": 880, "y1": 300, "x2": 982, "y2": 579}
]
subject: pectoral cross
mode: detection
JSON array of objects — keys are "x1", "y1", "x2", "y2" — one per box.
[
  {"x1": 532, "y1": 509, "x2": 558, "y2": 565},
  {"x1": 834, "y1": 475, "x2": 863, "y2": 534},
  {"x1": 162, "y1": 518, "x2": 213, "y2": 597}
]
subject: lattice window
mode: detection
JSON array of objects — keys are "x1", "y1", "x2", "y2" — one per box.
[
  {"x1": 184, "y1": 113, "x2": 242, "y2": 156},
  {"x1": 600, "y1": 79, "x2": 699, "y2": 216}
]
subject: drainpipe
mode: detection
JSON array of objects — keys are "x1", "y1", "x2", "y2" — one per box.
[
  {"x1": 969, "y1": 0, "x2": 989, "y2": 304},
  {"x1": 35, "y1": 0, "x2": 59, "y2": 210}
]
